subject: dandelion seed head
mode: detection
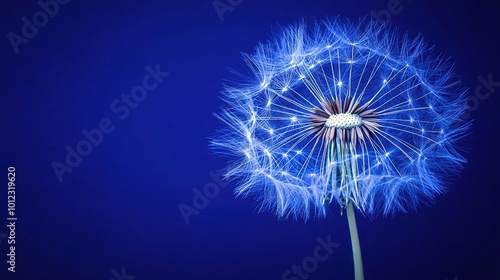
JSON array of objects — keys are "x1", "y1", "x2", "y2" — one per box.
[{"x1": 211, "y1": 17, "x2": 469, "y2": 220}]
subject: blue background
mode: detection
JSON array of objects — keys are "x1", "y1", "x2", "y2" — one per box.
[{"x1": 1, "y1": 0, "x2": 499, "y2": 279}]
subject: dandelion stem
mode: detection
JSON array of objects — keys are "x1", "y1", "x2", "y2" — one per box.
[{"x1": 346, "y1": 202, "x2": 364, "y2": 280}]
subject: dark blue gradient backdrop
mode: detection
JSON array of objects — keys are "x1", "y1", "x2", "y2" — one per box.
[{"x1": 1, "y1": 0, "x2": 499, "y2": 279}]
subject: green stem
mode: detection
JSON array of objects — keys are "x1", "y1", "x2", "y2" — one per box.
[{"x1": 346, "y1": 202, "x2": 364, "y2": 280}]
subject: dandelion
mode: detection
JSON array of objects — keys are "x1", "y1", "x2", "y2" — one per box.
[{"x1": 211, "y1": 18, "x2": 468, "y2": 280}]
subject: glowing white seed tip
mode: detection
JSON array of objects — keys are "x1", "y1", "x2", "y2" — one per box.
[{"x1": 325, "y1": 113, "x2": 362, "y2": 129}]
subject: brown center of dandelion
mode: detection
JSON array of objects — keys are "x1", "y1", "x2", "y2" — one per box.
[
  {"x1": 325, "y1": 113, "x2": 363, "y2": 129},
  {"x1": 309, "y1": 98, "x2": 379, "y2": 144}
]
